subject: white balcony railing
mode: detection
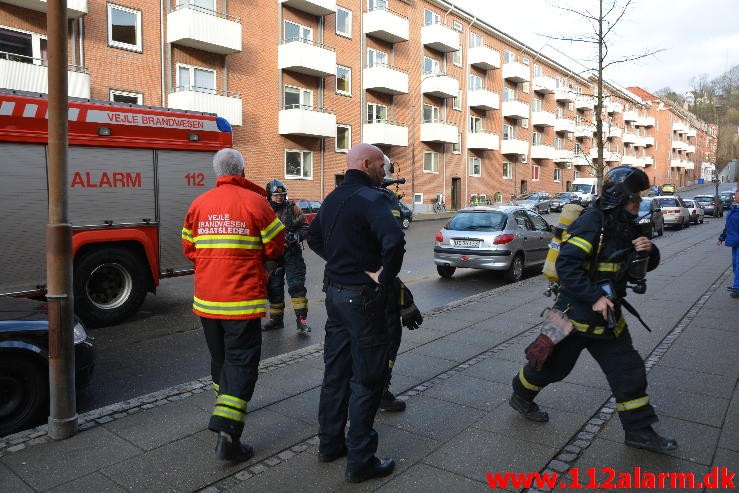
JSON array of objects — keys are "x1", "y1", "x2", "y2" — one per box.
[
  {"x1": 606, "y1": 101, "x2": 623, "y2": 114},
  {"x1": 420, "y1": 121, "x2": 458, "y2": 143},
  {"x1": 554, "y1": 118, "x2": 575, "y2": 134},
  {"x1": 362, "y1": 7, "x2": 409, "y2": 43},
  {"x1": 502, "y1": 61, "x2": 530, "y2": 82},
  {"x1": 575, "y1": 124, "x2": 593, "y2": 139},
  {"x1": 554, "y1": 149, "x2": 574, "y2": 163},
  {"x1": 686, "y1": 144, "x2": 696, "y2": 154},
  {"x1": 278, "y1": 39, "x2": 336, "y2": 77},
  {"x1": 421, "y1": 23, "x2": 460, "y2": 53},
  {"x1": 278, "y1": 106, "x2": 336, "y2": 138},
  {"x1": 623, "y1": 110, "x2": 638, "y2": 122},
  {"x1": 167, "y1": 4, "x2": 242, "y2": 55},
  {"x1": 639, "y1": 156, "x2": 654, "y2": 167},
  {"x1": 642, "y1": 135, "x2": 655, "y2": 146},
  {"x1": 554, "y1": 87, "x2": 575, "y2": 102},
  {"x1": 0, "y1": 56, "x2": 90, "y2": 98},
  {"x1": 684, "y1": 160, "x2": 695, "y2": 170},
  {"x1": 501, "y1": 99, "x2": 529, "y2": 120},
  {"x1": 621, "y1": 154, "x2": 637, "y2": 166},
  {"x1": 531, "y1": 144, "x2": 555, "y2": 160},
  {"x1": 673, "y1": 122, "x2": 689, "y2": 134},
  {"x1": 363, "y1": 120, "x2": 408, "y2": 147},
  {"x1": 531, "y1": 111, "x2": 556, "y2": 127},
  {"x1": 3, "y1": 0, "x2": 87, "y2": 17},
  {"x1": 468, "y1": 44, "x2": 501, "y2": 70},
  {"x1": 621, "y1": 131, "x2": 637, "y2": 144},
  {"x1": 607, "y1": 126, "x2": 623, "y2": 139},
  {"x1": 636, "y1": 116, "x2": 655, "y2": 127},
  {"x1": 279, "y1": 0, "x2": 336, "y2": 16},
  {"x1": 671, "y1": 140, "x2": 687, "y2": 150},
  {"x1": 168, "y1": 87, "x2": 243, "y2": 126},
  {"x1": 671, "y1": 158, "x2": 685, "y2": 168},
  {"x1": 467, "y1": 131, "x2": 499, "y2": 150},
  {"x1": 590, "y1": 148, "x2": 621, "y2": 162},
  {"x1": 501, "y1": 138, "x2": 528, "y2": 156},
  {"x1": 363, "y1": 64, "x2": 408, "y2": 94},
  {"x1": 532, "y1": 75, "x2": 556, "y2": 94},
  {"x1": 575, "y1": 96, "x2": 594, "y2": 110},
  {"x1": 420, "y1": 73, "x2": 458, "y2": 99},
  {"x1": 468, "y1": 89, "x2": 499, "y2": 110},
  {"x1": 687, "y1": 129, "x2": 697, "y2": 138}
]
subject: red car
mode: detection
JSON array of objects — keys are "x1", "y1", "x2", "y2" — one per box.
[{"x1": 295, "y1": 199, "x2": 322, "y2": 224}]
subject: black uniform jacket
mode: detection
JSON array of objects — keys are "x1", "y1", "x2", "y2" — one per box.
[
  {"x1": 307, "y1": 170, "x2": 406, "y2": 286},
  {"x1": 554, "y1": 207, "x2": 659, "y2": 336}
]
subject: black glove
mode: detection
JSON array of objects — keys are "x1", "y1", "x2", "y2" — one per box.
[
  {"x1": 400, "y1": 303, "x2": 423, "y2": 330},
  {"x1": 286, "y1": 231, "x2": 301, "y2": 245}
]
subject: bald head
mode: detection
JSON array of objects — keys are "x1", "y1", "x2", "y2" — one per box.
[{"x1": 347, "y1": 143, "x2": 385, "y2": 186}]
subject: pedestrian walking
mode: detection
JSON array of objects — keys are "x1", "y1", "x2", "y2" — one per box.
[
  {"x1": 306, "y1": 143, "x2": 406, "y2": 483},
  {"x1": 182, "y1": 148, "x2": 286, "y2": 461},
  {"x1": 509, "y1": 166, "x2": 678, "y2": 454},
  {"x1": 717, "y1": 190, "x2": 739, "y2": 298},
  {"x1": 262, "y1": 179, "x2": 312, "y2": 334}
]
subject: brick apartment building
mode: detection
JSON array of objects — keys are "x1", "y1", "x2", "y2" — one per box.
[{"x1": 0, "y1": 0, "x2": 716, "y2": 210}]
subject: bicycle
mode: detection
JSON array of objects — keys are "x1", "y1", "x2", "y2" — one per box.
[{"x1": 432, "y1": 200, "x2": 446, "y2": 213}]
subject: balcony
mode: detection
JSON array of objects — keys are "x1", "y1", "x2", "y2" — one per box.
[
  {"x1": 363, "y1": 64, "x2": 408, "y2": 95},
  {"x1": 363, "y1": 120, "x2": 408, "y2": 147},
  {"x1": 684, "y1": 160, "x2": 695, "y2": 170},
  {"x1": 0, "y1": 56, "x2": 90, "y2": 98},
  {"x1": 501, "y1": 138, "x2": 528, "y2": 156},
  {"x1": 168, "y1": 87, "x2": 243, "y2": 126},
  {"x1": 687, "y1": 129, "x2": 697, "y2": 138},
  {"x1": 363, "y1": 7, "x2": 409, "y2": 43},
  {"x1": 671, "y1": 140, "x2": 687, "y2": 151},
  {"x1": 501, "y1": 99, "x2": 529, "y2": 120},
  {"x1": 642, "y1": 135, "x2": 655, "y2": 146},
  {"x1": 554, "y1": 149, "x2": 574, "y2": 163},
  {"x1": 278, "y1": 39, "x2": 336, "y2": 77},
  {"x1": 531, "y1": 145, "x2": 555, "y2": 160},
  {"x1": 421, "y1": 73, "x2": 458, "y2": 99},
  {"x1": 575, "y1": 124, "x2": 593, "y2": 139},
  {"x1": 421, "y1": 23, "x2": 460, "y2": 53},
  {"x1": 531, "y1": 111, "x2": 556, "y2": 127},
  {"x1": 639, "y1": 156, "x2": 654, "y2": 167},
  {"x1": 502, "y1": 61, "x2": 530, "y2": 82},
  {"x1": 636, "y1": 116, "x2": 655, "y2": 127},
  {"x1": 468, "y1": 89, "x2": 499, "y2": 110},
  {"x1": 673, "y1": 122, "x2": 688, "y2": 134},
  {"x1": 623, "y1": 110, "x2": 638, "y2": 122},
  {"x1": 621, "y1": 154, "x2": 637, "y2": 166},
  {"x1": 590, "y1": 148, "x2": 621, "y2": 162},
  {"x1": 686, "y1": 144, "x2": 696, "y2": 154},
  {"x1": 167, "y1": 4, "x2": 242, "y2": 55},
  {"x1": 670, "y1": 158, "x2": 685, "y2": 168},
  {"x1": 279, "y1": 0, "x2": 336, "y2": 16},
  {"x1": 575, "y1": 96, "x2": 594, "y2": 110},
  {"x1": 554, "y1": 87, "x2": 575, "y2": 102},
  {"x1": 572, "y1": 154, "x2": 590, "y2": 167},
  {"x1": 621, "y1": 131, "x2": 637, "y2": 144},
  {"x1": 532, "y1": 75, "x2": 556, "y2": 94},
  {"x1": 554, "y1": 118, "x2": 575, "y2": 134},
  {"x1": 606, "y1": 101, "x2": 623, "y2": 114},
  {"x1": 278, "y1": 105, "x2": 336, "y2": 138},
  {"x1": 420, "y1": 121, "x2": 458, "y2": 143},
  {"x1": 2, "y1": 0, "x2": 87, "y2": 17},
  {"x1": 467, "y1": 131, "x2": 499, "y2": 150},
  {"x1": 468, "y1": 44, "x2": 501, "y2": 70},
  {"x1": 607, "y1": 126, "x2": 623, "y2": 139}
]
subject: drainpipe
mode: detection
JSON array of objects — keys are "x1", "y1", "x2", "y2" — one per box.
[
  {"x1": 464, "y1": 16, "x2": 476, "y2": 208},
  {"x1": 78, "y1": 18, "x2": 84, "y2": 78},
  {"x1": 160, "y1": 0, "x2": 167, "y2": 105}
]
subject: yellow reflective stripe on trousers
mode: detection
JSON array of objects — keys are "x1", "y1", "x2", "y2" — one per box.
[
  {"x1": 182, "y1": 228, "x2": 194, "y2": 243},
  {"x1": 291, "y1": 296, "x2": 307, "y2": 309},
  {"x1": 212, "y1": 382, "x2": 220, "y2": 396},
  {"x1": 616, "y1": 395, "x2": 650, "y2": 411},
  {"x1": 261, "y1": 218, "x2": 285, "y2": 243},
  {"x1": 216, "y1": 394, "x2": 247, "y2": 411},
  {"x1": 212, "y1": 407, "x2": 245, "y2": 423},
  {"x1": 571, "y1": 316, "x2": 625, "y2": 336},
  {"x1": 193, "y1": 296, "x2": 267, "y2": 316},
  {"x1": 518, "y1": 369, "x2": 542, "y2": 391},
  {"x1": 193, "y1": 234, "x2": 262, "y2": 250},
  {"x1": 562, "y1": 233, "x2": 593, "y2": 254}
]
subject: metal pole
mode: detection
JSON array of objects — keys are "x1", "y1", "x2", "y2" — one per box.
[{"x1": 47, "y1": 0, "x2": 78, "y2": 440}]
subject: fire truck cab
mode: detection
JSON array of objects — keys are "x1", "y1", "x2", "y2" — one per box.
[{"x1": 0, "y1": 89, "x2": 233, "y2": 327}]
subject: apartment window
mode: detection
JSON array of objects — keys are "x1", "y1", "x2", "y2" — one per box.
[
  {"x1": 532, "y1": 132, "x2": 542, "y2": 146},
  {"x1": 452, "y1": 133, "x2": 461, "y2": 154},
  {"x1": 533, "y1": 65, "x2": 543, "y2": 77},
  {"x1": 423, "y1": 56, "x2": 440, "y2": 75},
  {"x1": 452, "y1": 20, "x2": 463, "y2": 32},
  {"x1": 532, "y1": 98, "x2": 543, "y2": 112},
  {"x1": 469, "y1": 156, "x2": 481, "y2": 176},
  {"x1": 522, "y1": 82, "x2": 530, "y2": 94},
  {"x1": 108, "y1": 4, "x2": 142, "y2": 51},
  {"x1": 452, "y1": 47, "x2": 462, "y2": 67},
  {"x1": 110, "y1": 89, "x2": 142, "y2": 104},
  {"x1": 503, "y1": 124, "x2": 514, "y2": 140},
  {"x1": 413, "y1": 193, "x2": 423, "y2": 204},
  {"x1": 469, "y1": 116, "x2": 482, "y2": 133},
  {"x1": 367, "y1": 48, "x2": 388, "y2": 67},
  {"x1": 285, "y1": 150, "x2": 312, "y2": 179},
  {"x1": 553, "y1": 168, "x2": 561, "y2": 182},
  {"x1": 284, "y1": 85, "x2": 312, "y2": 109},
  {"x1": 554, "y1": 137, "x2": 564, "y2": 150},
  {"x1": 503, "y1": 87, "x2": 516, "y2": 102},
  {"x1": 470, "y1": 32, "x2": 483, "y2": 48},
  {"x1": 469, "y1": 74, "x2": 483, "y2": 91},
  {"x1": 574, "y1": 143, "x2": 582, "y2": 155},
  {"x1": 0, "y1": 27, "x2": 46, "y2": 64},
  {"x1": 423, "y1": 104, "x2": 440, "y2": 123},
  {"x1": 424, "y1": 9, "x2": 440, "y2": 26},
  {"x1": 532, "y1": 165, "x2": 540, "y2": 181},
  {"x1": 504, "y1": 50, "x2": 515, "y2": 63},
  {"x1": 574, "y1": 171, "x2": 581, "y2": 179},
  {"x1": 336, "y1": 65, "x2": 351, "y2": 95},
  {"x1": 284, "y1": 20, "x2": 312, "y2": 42},
  {"x1": 336, "y1": 125, "x2": 351, "y2": 152},
  {"x1": 423, "y1": 151, "x2": 439, "y2": 173},
  {"x1": 369, "y1": 0, "x2": 388, "y2": 9},
  {"x1": 336, "y1": 7, "x2": 352, "y2": 37},
  {"x1": 453, "y1": 90, "x2": 461, "y2": 111},
  {"x1": 503, "y1": 161, "x2": 512, "y2": 179},
  {"x1": 367, "y1": 102, "x2": 387, "y2": 122},
  {"x1": 177, "y1": 64, "x2": 215, "y2": 93},
  {"x1": 522, "y1": 118, "x2": 529, "y2": 129},
  {"x1": 181, "y1": 0, "x2": 215, "y2": 9}
]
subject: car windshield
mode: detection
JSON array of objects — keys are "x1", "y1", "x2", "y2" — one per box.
[
  {"x1": 657, "y1": 198, "x2": 679, "y2": 207},
  {"x1": 447, "y1": 211, "x2": 506, "y2": 231},
  {"x1": 571, "y1": 183, "x2": 593, "y2": 193},
  {"x1": 554, "y1": 193, "x2": 572, "y2": 199},
  {"x1": 693, "y1": 196, "x2": 711, "y2": 201},
  {"x1": 683, "y1": 200, "x2": 694, "y2": 207},
  {"x1": 518, "y1": 193, "x2": 539, "y2": 200}
]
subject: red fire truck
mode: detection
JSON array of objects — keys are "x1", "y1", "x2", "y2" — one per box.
[{"x1": 0, "y1": 89, "x2": 233, "y2": 326}]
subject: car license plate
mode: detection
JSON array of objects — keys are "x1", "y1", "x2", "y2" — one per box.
[{"x1": 452, "y1": 239, "x2": 480, "y2": 248}]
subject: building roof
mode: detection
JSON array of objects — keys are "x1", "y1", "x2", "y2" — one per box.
[{"x1": 626, "y1": 86, "x2": 659, "y2": 102}]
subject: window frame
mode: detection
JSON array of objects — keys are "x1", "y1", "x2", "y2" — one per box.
[
  {"x1": 453, "y1": 90, "x2": 462, "y2": 111},
  {"x1": 452, "y1": 132, "x2": 461, "y2": 154},
  {"x1": 413, "y1": 193, "x2": 423, "y2": 204},
  {"x1": 423, "y1": 56, "x2": 440, "y2": 75},
  {"x1": 367, "y1": 102, "x2": 388, "y2": 123},
  {"x1": 424, "y1": 9, "x2": 440, "y2": 26},
  {"x1": 553, "y1": 167, "x2": 561, "y2": 182},
  {"x1": 284, "y1": 85, "x2": 313, "y2": 109},
  {"x1": 0, "y1": 26, "x2": 47, "y2": 65},
  {"x1": 335, "y1": 6, "x2": 352, "y2": 38},
  {"x1": 470, "y1": 32, "x2": 483, "y2": 48},
  {"x1": 109, "y1": 89, "x2": 143, "y2": 104},
  {"x1": 176, "y1": 63, "x2": 216, "y2": 93},
  {"x1": 335, "y1": 124, "x2": 351, "y2": 153},
  {"x1": 336, "y1": 65, "x2": 352, "y2": 96},
  {"x1": 285, "y1": 149, "x2": 313, "y2": 179},
  {"x1": 469, "y1": 116, "x2": 482, "y2": 133},
  {"x1": 284, "y1": 20, "x2": 313, "y2": 42},
  {"x1": 107, "y1": 3, "x2": 142, "y2": 52},
  {"x1": 468, "y1": 156, "x2": 481, "y2": 177},
  {"x1": 532, "y1": 164, "x2": 541, "y2": 181},
  {"x1": 423, "y1": 103, "x2": 440, "y2": 123},
  {"x1": 503, "y1": 161, "x2": 513, "y2": 179},
  {"x1": 423, "y1": 151, "x2": 439, "y2": 173}
]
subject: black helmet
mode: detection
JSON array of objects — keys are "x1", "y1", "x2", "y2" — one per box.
[
  {"x1": 266, "y1": 179, "x2": 288, "y2": 200},
  {"x1": 599, "y1": 166, "x2": 650, "y2": 210}
]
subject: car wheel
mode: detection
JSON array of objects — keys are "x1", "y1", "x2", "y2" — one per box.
[
  {"x1": 401, "y1": 217, "x2": 410, "y2": 229},
  {"x1": 0, "y1": 354, "x2": 48, "y2": 437},
  {"x1": 437, "y1": 265, "x2": 456, "y2": 278},
  {"x1": 504, "y1": 254, "x2": 524, "y2": 283}
]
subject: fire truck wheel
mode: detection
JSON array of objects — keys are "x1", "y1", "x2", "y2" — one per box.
[
  {"x1": 0, "y1": 354, "x2": 48, "y2": 437},
  {"x1": 74, "y1": 248, "x2": 148, "y2": 327}
]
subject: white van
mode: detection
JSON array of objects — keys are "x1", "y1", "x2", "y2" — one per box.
[{"x1": 570, "y1": 178, "x2": 599, "y2": 206}]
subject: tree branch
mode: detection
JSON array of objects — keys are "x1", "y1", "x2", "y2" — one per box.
[{"x1": 602, "y1": 48, "x2": 666, "y2": 70}]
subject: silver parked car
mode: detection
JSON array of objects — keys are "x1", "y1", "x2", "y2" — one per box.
[
  {"x1": 654, "y1": 195, "x2": 690, "y2": 229},
  {"x1": 433, "y1": 205, "x2": 553, "y2": 282},
  {"x1": 682, "y1": 199, "x2": 704, "y2": 224},
  {"x1": 514, "y1": 192, "x2": 552, "y2": 214}
]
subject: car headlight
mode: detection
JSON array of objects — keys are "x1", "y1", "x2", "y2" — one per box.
[
  {"x1": 638, "y1": 218, "x2": 649, "y2": 224},
  {"x1": 73, "y1": 321, "x2": 88, "y2": 344}
]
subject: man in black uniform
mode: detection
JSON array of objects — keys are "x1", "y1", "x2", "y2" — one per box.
[
  {"x1": 307, "y1": 143, "x2": 406, "y2": 483},
  {"x1": 509, "y1": 166, "x2": 678, "y2": 454}
]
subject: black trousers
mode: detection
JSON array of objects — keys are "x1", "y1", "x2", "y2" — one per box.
[
  {"x1": 384, "y1": 300, "x2": 402, "y2": 389},
  {"x1": 201, "y1": 317, "x2": 262, "y2": 438},
  {"x1": 318, "y1": 285, "x2": 389, "y2": 473},
  {"x1": 512, "y1": 328, "x2": 657, "y2": 431}
]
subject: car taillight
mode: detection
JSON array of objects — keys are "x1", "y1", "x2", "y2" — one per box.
[
  {"x1": 494, "y1": 233, "x2": 515, "y2": 244},
  {"x1": 435, "y1": 232, "x2": 444, "y2": 242}
]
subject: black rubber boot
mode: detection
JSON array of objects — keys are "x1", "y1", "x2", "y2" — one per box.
[
  {"x1": 625, "y1": 426, "x2": 678, "y2": 453},
  {"x1": 379, "y1": 388, "x2": 406, "y2": 412},
  {"x1": 509, "y1": 392, "x2": 549, "y2": 422},
  {"x1": 214, "y1": 432, "x2": 254, "y2": 462},
  {"x1": 262, "y1": 316, "x2": 284, "y2": 331}
]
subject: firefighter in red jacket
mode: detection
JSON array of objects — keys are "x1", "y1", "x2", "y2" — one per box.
[{"x1": 182, "y1": 148, "x2": 285, "y2": 462}]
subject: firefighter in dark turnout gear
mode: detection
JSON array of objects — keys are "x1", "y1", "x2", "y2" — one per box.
[
  {"x1": 263, "y1": 179, "x2": 311, "y2": 335},
  {"x1": 510, "y1": 166, "x2": 678, "y2": 454}
]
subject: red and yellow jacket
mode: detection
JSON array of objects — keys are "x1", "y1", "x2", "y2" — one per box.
[{"x1": 182, "y1": 175, "x2": 285, "y2": 319}]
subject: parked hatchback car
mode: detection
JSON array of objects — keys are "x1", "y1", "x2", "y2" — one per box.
[
  {"x1": 661, "y1": 183, "x2": 676, "y2": 195},
  {"x1": 636, "y1": 198, "x2": 664, "y2": 238},
  {"x1": 719, "y1": 191, "x2": 736, "y2": 210},
  {"x1": 434, "y1": 206, "x2": 553, "y2": 282},
  {"x1": 692, "y1": 195, "x2": 723, "y2": 217},
  {"x1": 550, "y1": 192, "x2": 581, "y2": 212},
  {"x1": 682, "y1": 199, "x2": 705, "y2": 224},
  {"x1": 0, "y1": 298, "x2": 95, "y2": 437},
  {"x1": 294, "y1": 199, "x2": 322, "y2": 225},
  {"x1": 654, "y1": 195, "x2": 690, "y2": 229},
  {"x1": 514, "y1": 192, "x2": 552, "y2": 214}
]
